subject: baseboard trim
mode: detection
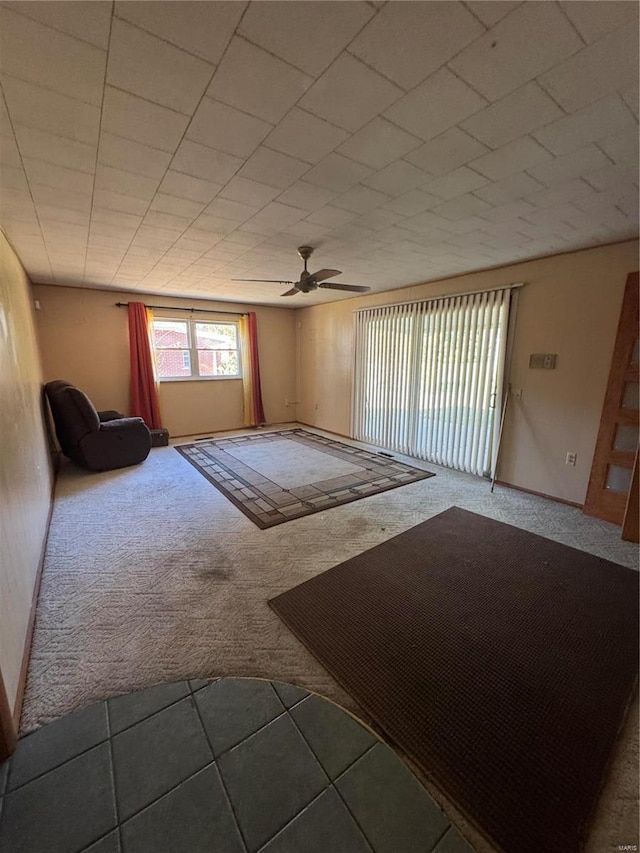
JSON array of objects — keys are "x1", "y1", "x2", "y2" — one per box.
[
  {"x1": 494, "y1": 480, "x2": 583, "y2": 509},
  {"x1": 296, "y1": 422, "x2": 353, "y2": 441},
  {"x1": 12, "y1": 464, "x2": 57, "y2": 731}
]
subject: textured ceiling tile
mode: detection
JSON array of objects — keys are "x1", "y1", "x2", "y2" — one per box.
[
  {"x1": 332, "y1": 185, "x2": 390, "y2": 214},
  {"x1": 559, "y1": 0, "x2": 639, "y2": 44},
  {"x1": 362, "y1": 160, "x2": 431, "y2": 197},
  {"x1": 148, "y1": 193, "x2": 206, "y2": 220},
  {"x1": 276, "y1": 182, "x2": 338, "y2": 213},
  {"x1": 384, "y1": 68, "x2": 487, "y2": 142},
  {"x1": 461, "y1": 82, "x2": 563, "y2": 148},
  {"x1": 337, "y1": 118, "x2": 422, "y2": 171},
  {"x1": 421, "y1": 166, "x2": 489, "y2": 201},
  {"x1": 220, "y1": 177, "x2": 281, "y2": 208},
  {"x1": 404, "y1": 127, "x2": 490, "y2": 176},
  {"x1": 0, "y1": 7, "x2": 107, "y2": 106},
  {"x1": 431, "y1": 193, "x2": 493, "y2": 221},
  {"x1": 142, "y1": 210, "x2": 192, "y2": 233},
  {"x1": 186, "y1": 98, "x2": 272, "y2": 159},
  {"x1": 102, "y1": 87, "x2": 189, "y2": 153},
  {"x1": 349, "y1": 0, "x2": 484, "y2": 90},
  {"x1": 450, "y1": 2, "x2": 582, "y2": 102},
  {"x1": 264, "y1": 108, "x2": 349, "y2": 166},
  {"x1": 469, "y1": 136, "x2": 552, "y2": 181},
  {"x1": 207, "y1": 38, "x2": 312, "y2": 125},
  {"x1": 114, "y1": 1, "x2": 244, "y2": 64},
  {"x1": 527, "y1": 144, "x2": 611, "y2": 187},
  {"x1": 238, "y1": 1, "x2": 374, "y2": 77},
  {"x1": 525, "y1": 177, "x2": 596, "y2": 209},
  {"x1": 464, "y1": 1, "x2": 522, "y2": 28},
  {"x1": 474, "y1": 171, "x2": 543, "y2": 206},
  {"x1": 0, "y1": 162, "x2": 29, "y2": 193},
  {"x1": 1, "y1": 76, "x2": 101, "y2": 145},
  {"x1": 31, "y1": 182, "x2": 93, "y2": 214},
  {"x1": 95, "y1": 164, "x2": 160, "y2": 202},
  {"x1": 203, "y1": 197, "x2": 259, "y2": 224},
  {"x1": 355, "y1": 208, "x2": 404, "y2": 231},
  {"x1": 531, "y1": 94, "x2": 637, "y2": 156},
  {"x1": 539, "y1": 25, "x2": 639, "y2": 113},
  {"x1": 300, "y1": 53, "x2": 403, "y2": 133},
  {"x1": 244, "y1": 202, "x2": 304, "y2": 231},
  {"x1": 238, "y1": 147, "x2": 310, "y2": 190},
  {"x1": 14, "y1": 125, "x2": 96, "y2": 173},
  {"x1": 93, "y1": 187, "x2": 149, "y2": 216},
  {"x1": 22, "y1": 157, "x2": 94, "y2": 195},
  {"x1": 598, "y1": 129, "x2": 639, "y2": 166},
  {"x1": 303, "y1": 153, "x2": 374, "y2": 193},
  {"x1": 3, "y1": 0, "x2": 112, "y2": 48},
  {"x1": 381, "y1": 189, "x2": 441, "y2": 217},
  {"x1": 157, "y1": 171, "x2": 222, "y2": 205},
  {"x1": 107, "y1": 19, "x2": 214, "y2": 115},
  {"x1": 97, "y1": 132, "x2": 172, "y2": 179},
  {"x1": 172, "y1": 139, "x2": 243, "y2": 185},
  {"x1": 305, "y1": 206, "x2": 359, "y2": 228}
]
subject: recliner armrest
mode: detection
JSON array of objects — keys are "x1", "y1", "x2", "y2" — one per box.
[
  {"x1": 99, "y1": 417, "x2": 146, "y2": 431},
  {"x1": 98, "y1": 409, "x2": 124, "y2": 422}
]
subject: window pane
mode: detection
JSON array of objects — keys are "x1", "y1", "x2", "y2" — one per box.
[
  {"x1": 156, "y1": 349, "x2": 192, "y2": 378},
  {"x1": 613, "y1": 423, "x2": 639, "y2": 452},
  {"x1": 153, "y1": 320, "x2": 189, "y2": 349},
  {"x1": 198, "y1": 350, "x2": 239, "y2": 376},
  {"x1": 622, "y1": 381, "x2": 639, "y2": 410},
  {"x1": 605, "y1": 464, "x2": 633, "y2": 493},
  {"x1": 195, "y1": 322, "x2": 237, "y2": 350}
]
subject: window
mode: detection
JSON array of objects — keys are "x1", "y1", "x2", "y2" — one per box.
[{"x1": 151, "y1": 318, "x2": 241, "y2": 380}]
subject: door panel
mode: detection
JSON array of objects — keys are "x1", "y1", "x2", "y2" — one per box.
[{"x1": 584, "y1": 272, "x2": 639, "y2": 526}]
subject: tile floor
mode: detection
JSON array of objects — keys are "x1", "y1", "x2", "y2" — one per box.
[{"x1": 0, "y1": 678, "x2": 473, "y2": 853}]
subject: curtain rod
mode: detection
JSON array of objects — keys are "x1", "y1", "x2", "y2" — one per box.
[
  {"x1": 115, "y1": 301, "x2": 247, "y2": 317},
  {"x1": 353, "y1": 282, "x2": 524, "y2": 313}
]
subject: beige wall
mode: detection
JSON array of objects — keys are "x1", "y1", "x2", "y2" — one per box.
[
  {"x1": 296, "y1": 240, "x2": 639, "y2": 505},
  {"x1": 33, "y1": 284, "x2": 297, "y2": 437},
  {"x1": 0, "y1": 231, "x2": 53, "y2": 714}
]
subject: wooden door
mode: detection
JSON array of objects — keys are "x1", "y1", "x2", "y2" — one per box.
[{"x1": 584, "y1": 272, "x2": 639, "y2": 527}]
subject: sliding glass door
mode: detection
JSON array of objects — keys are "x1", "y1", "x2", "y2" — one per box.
[{"x1": 353, "y1": 288, "x2": 512, "y2": 477}]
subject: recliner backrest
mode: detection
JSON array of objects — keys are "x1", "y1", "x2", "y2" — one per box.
[{"x1": 45, "y1": 380, "x2": 100, "y2": 455}]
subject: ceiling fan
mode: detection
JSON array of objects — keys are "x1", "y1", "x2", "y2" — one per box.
[{"x1": 232, "y1": 246, "x2": 371, "y2": 297}]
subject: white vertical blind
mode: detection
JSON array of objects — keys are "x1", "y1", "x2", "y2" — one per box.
[{"x1": 353, "y1": 288, "x2": 512, "y2": 477}]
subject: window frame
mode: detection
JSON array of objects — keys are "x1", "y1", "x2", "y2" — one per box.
[{"x1": 151, "y1": 316, "x2": 242, "y2": 382}]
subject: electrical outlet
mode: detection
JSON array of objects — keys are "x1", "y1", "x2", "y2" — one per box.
[
  {"x1": 512, "y1": 388, "x2": 523, "y2": 401},
  {"x1": 565, "y1": 452, "x2": 577, "y2": 466}
]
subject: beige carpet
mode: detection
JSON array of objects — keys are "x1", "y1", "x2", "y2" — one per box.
[{"x1": 22, "y1": 425, "x2": 639, "y2": 853}]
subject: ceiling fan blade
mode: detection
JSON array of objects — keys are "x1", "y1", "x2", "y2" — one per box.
[
  {"x1": 232, "y1": 278, "x2": 295, "y2": 284},
  {"x1": 310, "y1": 268, "x2": 341, "y2": 282},
  {"x1": 318, "y1": 282, "x2": 371, "y2": 293},
  {"x1": 281, "y1": 288, "x2": 299, "y2": 297}
]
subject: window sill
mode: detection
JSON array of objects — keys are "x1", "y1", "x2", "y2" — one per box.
[{"x1": 158, "y1": 376, "x2": 242, "y2": 383}]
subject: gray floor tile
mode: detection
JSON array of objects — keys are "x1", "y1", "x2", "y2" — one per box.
[
  {"x1": 260, "y1": 787, "x2": 371, "y2": 853},
  {"x1": 336, "y1": 743, "x2": 449, "y2": 853},
  {"x1": 290, "y1": 695, "x2": 376, "y2": 779},
  {"x1": 0, "y1": 743, "x2": 116, "y2": 853},
  {"x1": 189, "y1": 679, "x2": 214, "y2": 692},
  {"x1": 82, "y1": 831, "x2": 121, "y2": 852},
  {"x1": 432, "y1": 827, "x2": 476, "y2": 853},
  {"x1": 218, "y1": 713, "x2": 328, "y2": 852},
  {"x1": 112, "y1": 697, "x2": 212, "y2": 821},
  {"x1": 0, "y1": 760, "x2": 8, "y2": 796},
  {"x1": 121, "y1": 765, "x2": 243, "y2": 853},
  {"x1": 7, "y1": 701, "x2": 108, "y2": 790},
  {"x1": 108, "y1": 682, "x2": 190, "y2": 734},
  {"x1": 271, "y1": 681, "x2": 309, "y2": 708},
  {"x1": 195, "y1": 678, "x2": 284, "y2": 756}
]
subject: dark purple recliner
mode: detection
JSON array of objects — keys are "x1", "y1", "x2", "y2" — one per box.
[{"x1": 45, "y1": 380, "x2": 151, "y2": 471}]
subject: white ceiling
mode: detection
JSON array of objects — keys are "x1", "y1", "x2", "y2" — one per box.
[{"x1": 0, "y1": 1, "x2": 638, "y2": 307}]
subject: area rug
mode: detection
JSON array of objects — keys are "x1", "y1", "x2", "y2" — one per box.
[
  {"x1": 269, "y1": 507, "x2": 639, "y2": 853},
  {"x1": 175, "y1": 429, "x2": 434, "y2": 528}
]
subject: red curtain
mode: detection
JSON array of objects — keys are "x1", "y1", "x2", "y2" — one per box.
[
  {"x1": 247, "y1": 312, "x2": 266, "y2": 425},
  {"x1": 128, "y1": 302, "x2": 162, "y2": 430}
]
